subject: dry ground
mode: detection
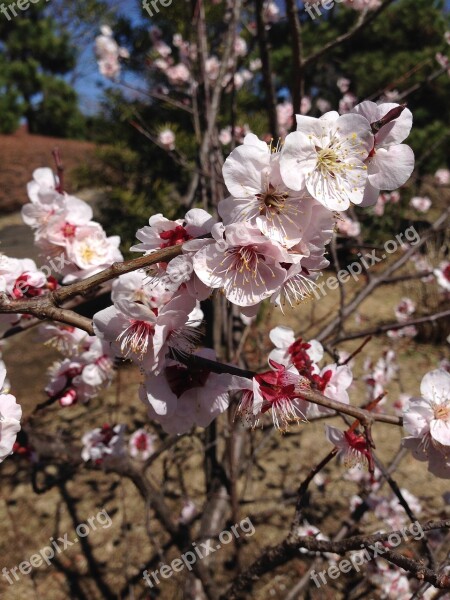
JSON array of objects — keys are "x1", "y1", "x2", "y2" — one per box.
[{"x1": 0, "y1": 128, "x2": 94, "y2": 214}]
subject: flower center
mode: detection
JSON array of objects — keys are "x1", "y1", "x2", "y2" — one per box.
[
  {"x1": 135, "y1": 433, "x2": 149, "y2": 451},
  {"x1": 116, "y1": 320, "x2": 155, "y2": 358},
  {"x1": 159, "y1": 226, "x2": 192, "y2": 248},
  {"x1": 316, "y1": 146, "x2": 341, "y2": 176},
  {"x1": 434, "y1": 404, "x2": 450, "y2": 421},
  {"x1": 444, "y1": 265, "x2": 450, "y2": 281},
  {"x1": 256, "y1": 184, "x2": 288, "y2": 215}
]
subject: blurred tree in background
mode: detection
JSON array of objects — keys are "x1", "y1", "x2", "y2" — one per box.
[
  {"x1": 76, "y1": 0, "x2": 449, "y2": 248},
  {"x1": 0, "y1": 0, "x2": 112, "y2": 137}
]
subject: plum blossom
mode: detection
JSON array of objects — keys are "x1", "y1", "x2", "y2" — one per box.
[
  {"x1": 81, "y1": 424, "x2": 125, "y2": 464},
  {"x1": 435, "y1": 168, "x2": 450, "y2": 185},
  {"x1": 316, "y1": 98, "x2": 331, "y2": 113},
  {"x1": 294, "y1": 97, "x2": 309, "y2": 117},
  {"x1": 326, "y1": 425, "x2": 374, "y2": 472},
  {"x1": 339, "y1": 92, "x2": 358, "y2": 114},
  {"x1": 394, "y1": 297, "x2": 415, "y2": 322},
  {"x1": 368, "y1": 562, "x2": 411, "y2": 599},
  {"x1": 140, "y1": 349, "x2": 249, "y2": 434},
  {"x1": 45, "y1": 335, "x2": 114, "y2": 406},
  {"x1": 410, "y1": 196, "x2": 431, "y2": 212},
  {"x1": 158, "y1": 128, "x2": 176, "y2": 150},
  {"x1": 308, "y1": 363, "x2": 353, "y2": 417},
  {"x1": 165, "y1": 63, "x2": 190, "y2": 85},
  {"x1": 220, "y1": 133, "x2": 318, "y2": 248},
  {"x1": 363, "y1": 349, "x2": 397, "y2": 402},
  {"x1": 367, "y1": 489, "x2": 421, "y2": 530},
  {"x1": 402, "y1": 369, "x2": 450, "y2": 478},
  {"x1": 387, "y1": 325, "x2": 417, "y2": 340},
  {"x1": 193, "y1": 223, "x2": 288, "y2": 307},
  {"x1": 93, "y1": 290, "x2": 199, "y2": 374},
  {"x1": 276, "y1": 102, "x2": 294, "y2": 136},
  {"x1": 219, "y1": 127, "x2": 232, "y2": 145},
  {"x1": 131, "y1": 209, "x2": 215, "y2": 300},
  {"x1": 280, "y1": 111, "x2": 374, "y2": 210},
  {"x1": 21, "y1": 169, "x2": 123, "y2": 283},
  {"x1": 351, "y1": 102, "x2": 415, "y2": 206},
  {"x1": 373, "y1": 190, "x2": 400, "y2": 216},
  {"x1": 337, "y1": 78, "x2": 351, "y2": 93},
  {"x1": 434, "y1": 261, "x2": 450, "y2": 292},
  {"x1": 336, "y1": 214, "x2": 361, "y2": 237},
  {"x1": 95, "y1": 25, "x2": 128, "y2": 79},
  {"x1": 0, "y1": 363, "x2": 22, "y2": 463},
  {"x1": 128, "y1": 429, "x2": 156, "y2": 461},
  {"x1": 263, "y1": 1, "x2": 280, "y2": 23},
  {"x1": 268, "y1": 326, "x2": 323, "y2": 374},
  {"x1": 243, "y1": 360, "x2": 310, "y2": 431}
]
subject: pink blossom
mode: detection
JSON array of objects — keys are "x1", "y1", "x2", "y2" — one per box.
[
  {"x1": 193, "y1": 223, "x2": 288, "y2": 307},
  {"x1": 95, "y1": 26, "x2": 128, "y2": 79},
  {"x1": 220, "y1": 133, "x2": 317, "y2": 248},
  {"x1": 81, "y1": 424, "x2": 125, "y2": 464},
  {"x1": 129, "y1": 429, "x2": 156, "y2": 460},
  {"x1": 179, "y1": 500, "x2": 198, "y2": 524},
  {"x1": 93, "y1": 290, "x2": 198, "y2": 374},
  {"x1": 247, "y1": 361, "x2": 310, "y2": 431},
  {"x1": 166, "y1": 63, "x2": 190, "y2": 85},
  {"x1": 219, "y1": 127, "x2": 232, "y2": 145},
  {"x1": 337, "y1": 78, "x2": 351, "y2": 93},
  {"x1": 336, "y1": 214, "x2": 361, "y2": 237},
  {"x1": 374, "y1": 191, "x2": 401, "y2": 216},
  {"x1": 410, "y1": 196, "x2": 431, "y2": 212},
  {"x1": 281, "y1": 111, "x2": 374, "y2": 210},
  {"x1": 339, "y1": 92, "x2": 358, "y2": 114},
  {"x1": 394, "y1": 297, "x2": 416, "y2": 322},
  {"x1": 351, "y1": 101, "x2": 415, "y2": 206},
  {"x1": 300, "y1": 96, "x2": 312, "y2": 115},
  {"x1": 316, "y1": 98, "x2": 331, "y2": 113},
  {"x1": 158, "y1": 128, "x2": 176, "y2": 150},
  {"x1": 276, "y1": 102, "x2": 294, "y2": 135},
  {"x1": 308, "y1": 363, "x2": 353, "y2": 417},
  {"x1": 435, "y1": 168, "x2": 450, "y2": 185},
  {"x1": 268, "y1": 326, "x2": 323, "y2": 373},
  {"x1": 434, "y1": 261, "x2": 450, "y2": 292},
  {"x1": 0, "y1": 363, "x2": 22, "y2": 463},
  {"x1": 234, "y1": 37, "x2": 247, "y2": 57},
  {"x1": 140, "y1": 349, "x2": 248, "y2": 434},
  {"x1": 326, "y1": 425, "x2": 374, "y2": 471},
  {"x1": 403, "y1": 369, "x2": 450, "y2": 478},
  {"x1": 263, "y1": 1, "x2": 280, "y2": 23}
]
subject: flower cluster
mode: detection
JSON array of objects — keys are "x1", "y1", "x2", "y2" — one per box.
[
  {"x1": 0, "y1": 254, "x2": 58, "y2": 334},
  {"x1": 42, "y1": 324, "x2": 115, "y2": 407},
  {"x1": 94, "y1": 25, "x2": 129, "y2": 79},
  {"x1": 235, "y1": 326, "x2": 353, "y2": 431},
  {"x1": 81, "y1": 423, "x2": 125, "y2": 464},
  {"x1": 22, "y1": 168, "x2": 123, "y2": 284}
]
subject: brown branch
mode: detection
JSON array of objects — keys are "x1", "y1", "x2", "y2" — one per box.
[
  {"x1": 333, "y1": 309, "x2": 450, "y2": 344},
  {"x1": 222, "y1": 520, "x2": 450, "y2": 599},
  {"x1": 316, "y1": 207, "x2": 450, "y2": 342}
]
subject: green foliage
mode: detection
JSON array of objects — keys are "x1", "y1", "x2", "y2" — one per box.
[{"x1": 0, "y1": 0, "x2": 82, "y2": 136}]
